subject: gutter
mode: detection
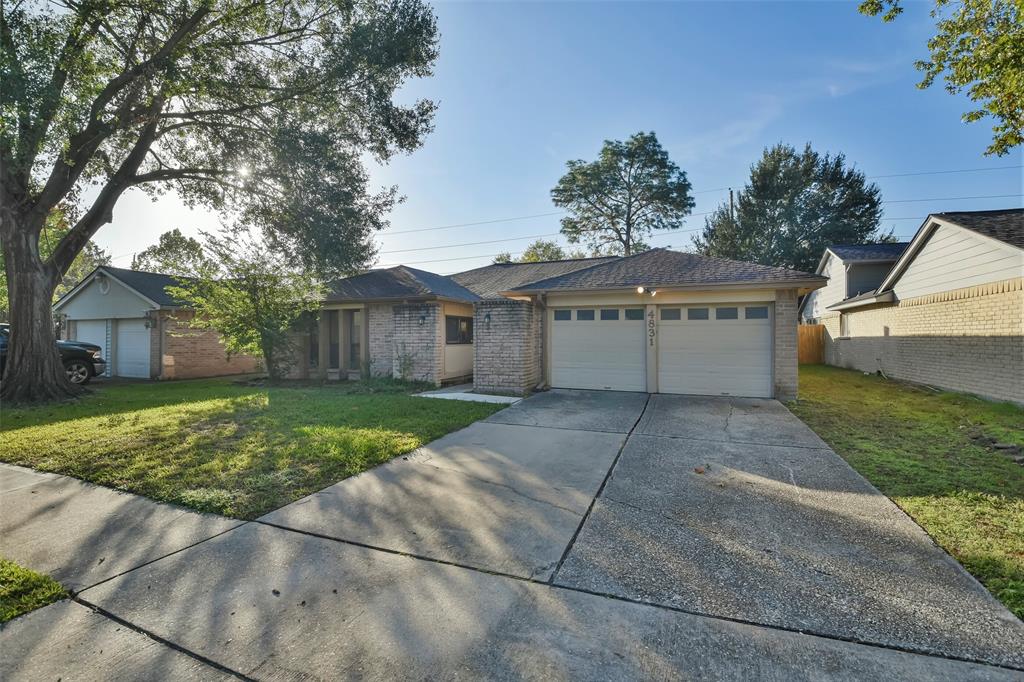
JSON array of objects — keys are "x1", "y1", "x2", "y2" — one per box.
[{"x1": 827, "y1": 290, "x2": 896, "y2": 312}]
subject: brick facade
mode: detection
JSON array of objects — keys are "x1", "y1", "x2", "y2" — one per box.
[
  {"x1": 366, "y1": 303, "x2": 395, "y2": 378},
  {"x1": 823, "y1": 277, "x2": 1023, "y2": 403},
  {"x1": 473, "y1": 299, "x2": 541, "y2": 395},
  {"x1": 159, "y1": 310, "x2": 261, "y2": 380},
  {"x1": 391, "y1": 303, "x2": 443, "y2": 385},
  {"x1": 773, "y1": 290, "x2": 799, "y2": 401}
]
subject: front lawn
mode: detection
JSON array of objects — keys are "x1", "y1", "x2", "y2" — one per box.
[
  {"x1": 0, "y1": 558, "x2": 66, "y2": 623},
  {"x1": 791, "y1": 365, "x2": 1024, "y2": 619},
  {"x1": 0, "y1": 378, "x2": 503, "y2": 519}
]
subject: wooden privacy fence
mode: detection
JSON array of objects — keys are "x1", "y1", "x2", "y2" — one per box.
[{"x1": 798, "y1": 324, "x2": 825, "y2": 364}]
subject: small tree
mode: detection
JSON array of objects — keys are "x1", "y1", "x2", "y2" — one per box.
[
  {"x1": 493, "y1": 239, "x2": 569, "y2": 264},
  {"x1": 859, "y1": 0, "x2": 1023, "y2": 156},
  {"x1": 551, "y1": 132, "x2": 694, "y2": 255},
  {"x1": 167, "y1": 234, "x2": 324, "y2": 381},
  {"x1": 693, "y1": 143, "x2": 889, "y2": 272},
  {"x1": 132, "y1": 229, "x2": 218, "y2": 277}
]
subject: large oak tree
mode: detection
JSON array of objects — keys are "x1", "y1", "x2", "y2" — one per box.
[
  {"x1": 693, "y1": 143, "x2": 889, "y2": 273},
  {"x1": 0, "y1": 0, "x2": 438, "y2": 402}
]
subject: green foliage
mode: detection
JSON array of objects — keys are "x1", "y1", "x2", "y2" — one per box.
[
  {"x1": 493, "y1": 239, "x2": 572, "y2": 264},
  {"x1": 0, "y1": 558, "x2": 66, "y2": 622},
  {"x1": 791, "y1": 365, "x2": 1024, "y2": 618},
  {"x1": 0, "y1": 207, "x2": 109, "y2": 320},
  {"x1": 859, "y1": 0, "x2": 1023, "y2": 156},
  {"x1": 551, "y1": 132, "x2": 694, "y2": 256},
  {"x1": 693, "y1": 143, "x2": 888, "y2": 273},
  {"x1": 0, "y1": 0, "x2": 439, "y2": 318},
  {"x1": 131, "y1": 229, "x2": 217, "y2": 277},
  {"x1": 167, "y1": 233, "x2": 324, "y2": 380},
  {"x1": 0, "y1": 378, "x2": 504, "y2": 518}
]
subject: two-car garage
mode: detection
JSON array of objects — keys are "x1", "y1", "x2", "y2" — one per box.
[{"x1": 549, "y1": 302, "x2": 774, "y2": 398}]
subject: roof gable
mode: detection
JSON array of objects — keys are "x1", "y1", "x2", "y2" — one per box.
[
  {"x1": 326, "y1": 266, "x2": 480, "y2": 302},
  {"x1": 54, "y1": 266, "x2": 189, "y2": 310},
  {"x1": 827, "y1": 242, "x2": 910, "y2": 263},
  {"x1": 450, "y1": 257, "x2": 617, "y2": 299},
  {"x1": 508, "y1": 248, "x2": 824, "y2": 293}
]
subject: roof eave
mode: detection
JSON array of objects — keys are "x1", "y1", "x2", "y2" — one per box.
[
  {"x1": 827, "y1": 290, "x2": 896, "y2": 311},
  {"x1": 503, "y1": 277, "x2": 828, "y2": 298}
]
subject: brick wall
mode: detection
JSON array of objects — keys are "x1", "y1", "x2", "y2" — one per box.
[
  {"x1": 473, "y1": 299, "x2": 541, "y2": 395},
  {"x1": 391, "y1": 303, "x2": 443, "y2": 385},
  {"x1": 773, "y1": 290, "x2": 799, "y2": 401},
  {"x1": 825, "y1": 277, "x2": 1023, "y2": 404},
  {"x1": 159, "y1": 310, "x2": 261, "y2": 380},
  {"x1": 366, "y1": 303, "x2": 395, "y2": 377}
]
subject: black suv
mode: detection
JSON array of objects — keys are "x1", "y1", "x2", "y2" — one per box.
[{"x1": 0, "y1": 323, "x2": 107, "y2": 385}]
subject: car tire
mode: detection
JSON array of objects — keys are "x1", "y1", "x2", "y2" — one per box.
[{"x1": 64, "y1": 360, "x2": 93, "y2": 385}]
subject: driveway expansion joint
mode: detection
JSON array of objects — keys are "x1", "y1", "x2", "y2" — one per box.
[
  {"x1": 547, "y1": 393, "x2": 653, "y2": 585},
  {"x1": 72, "y1": 595, "x2": 253, "y2": 681}
]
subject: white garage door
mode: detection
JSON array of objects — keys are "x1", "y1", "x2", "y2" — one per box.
[
  {"x1": 115, "y1": 319, "x2": 151, "y2": 378},
  {"x1": 76, "y1": 320, "x2": 107, "y2": 355},
  {"x1": 551, "y1": 307, "x2": 646, "y2": 391},
  {"x1": 658, "y1": 304, "x2": 772, "y2": 398}
]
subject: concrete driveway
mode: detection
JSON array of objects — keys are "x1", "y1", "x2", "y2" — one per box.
[{"x1": 4, "y1": 390, "x2": 1023, "y2": 680}]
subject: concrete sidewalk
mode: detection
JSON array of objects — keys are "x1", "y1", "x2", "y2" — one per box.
[{"x1": 3, "y1": 390, "x2": 1022, "y2": 680}]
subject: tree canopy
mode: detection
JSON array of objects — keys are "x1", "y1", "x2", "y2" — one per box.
[
  {"x1": 859, "y1": 0, "x2": 1023, "y2": 156},
  {"x1": 0, "y1": 0, "x2": 438, "y2": 401},
  {"x1": 693, "y1": 143, "x2": 889, "y2": 273},
  {"x1": 493, "y1": 239, "x2": 570, "y2": 264},
  {"x1": 551, "y1": 132, "x2": 694, "y2": 256},
  {"x1": 132, "y1": 229, "x2": 217, "y2": 277},
  {"x1": 167, "y1": 232, "x2": 323, "y2": 381}
]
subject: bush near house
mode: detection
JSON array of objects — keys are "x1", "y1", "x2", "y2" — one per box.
[{"x1": 791, "y1": 365, "x2": 1024, "y2": 618}]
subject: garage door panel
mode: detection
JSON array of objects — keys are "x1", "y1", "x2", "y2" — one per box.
[
  {"x1": 658, "y1": 306, "x2": 773, "y2": 398},
  {"x1": 551, "y1": 312, "x2": 645, "y2": 392},
  {"x1": 115, "y1": 319, "x2": 151, "y2": 378}
]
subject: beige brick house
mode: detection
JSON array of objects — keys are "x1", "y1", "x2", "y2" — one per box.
[
  {"x1": 802, "y1": 208, "x2": 1024, "y2": 404},
  {"x1": 298, "y1": 249, "x2": 825, "y2": 400},
  {"x1": 54, "y1": 266, "x2": 260, "y2": 380}
]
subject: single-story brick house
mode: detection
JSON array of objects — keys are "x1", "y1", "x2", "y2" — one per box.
[
  {"x1": 801, "y1": 208, "x2": 1023, "y2": 404},
  {"x1": 294, "y1": 248, "x2": 826, "y2": 399},
  {"x1": 54, "y1": 266, "x2": 260, "y2": 379}
]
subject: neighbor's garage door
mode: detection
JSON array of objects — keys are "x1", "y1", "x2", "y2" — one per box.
[
  {"x1": 115, "y1": 318, "x2": 151, "y2": 378},
  {"x1": 658, "y1": 304, "x2": 772, "y2": 398},
  {"x1": 551, "y1": 307, "x2": 646, "y2": 391}
]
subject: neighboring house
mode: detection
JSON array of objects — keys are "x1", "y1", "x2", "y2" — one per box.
[
  {"x1": 800, "y1": 242, "x2": 910, "y2": 323},
  {"x1": 809, "y1": 208, "x2": 1024, "y2": 404},
  {"x1": 293, "y1": 249, "x2": 825, "y2": 400},
  {"x1": 54, "y1": 266, "x2": 260, "y2": 380}
]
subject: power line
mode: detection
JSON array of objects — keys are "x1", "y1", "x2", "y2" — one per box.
[{"x1": 377, "y1": 165, "x2": 1022, "y2": 236}]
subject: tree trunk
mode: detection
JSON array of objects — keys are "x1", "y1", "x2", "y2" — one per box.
[{"x1": 0, "y1": 226, "x2": 81, "y2": 403}]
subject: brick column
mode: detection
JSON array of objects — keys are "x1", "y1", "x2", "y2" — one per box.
[
  {"x1": 473, "y1": 299, "x2": 540, "y2": 395},
  {"x1": 392, "y1": 303, "x2": 442, "y2": 385},
  {"x1": 773, "y1": 289, "x2": 799, "y2": 401}
]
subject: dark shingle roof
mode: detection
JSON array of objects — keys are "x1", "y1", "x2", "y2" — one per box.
[
  {"x1": 103, "y1": 266, "x2": 189, "y2": 306},
  {"x1": 509, "y1": 248, "x2": 823, "y2": 292},
  {"x1": 935, "y1": 208, "x2": 1024, "y2": 249},
  {"x1": 829, "y1": 242, "x2": 910, "y2": 262},
  {"x1": 326, "y1": 266, "x2": 480, "y2": 303},
  {"x1": 450, "y1": 257, "x2": 618, "y2": 299}
]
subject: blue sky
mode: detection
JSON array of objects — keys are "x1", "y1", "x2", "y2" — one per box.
[{"x1": 96, "y1": 1, "x2": 1023, "y2": 274}]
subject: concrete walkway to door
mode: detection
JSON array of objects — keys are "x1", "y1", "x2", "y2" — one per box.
[{"x1": 3, "y1": 390, "x2": 1022, "y2": 680}]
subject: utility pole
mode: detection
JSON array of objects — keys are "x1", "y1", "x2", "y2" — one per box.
[{"x1": 728, "y1": 188, "x2": 735, "y2": 222}]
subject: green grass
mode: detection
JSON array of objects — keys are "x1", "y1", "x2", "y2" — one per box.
[
  {"x1": 0, "y1": 377, "x2": 504, "y2": 519},
  {"x1": 0, "y1": 558, "x2": 66, "y2": 623},
  {"x1": 790, "y1": 365, "x2": 1024, "y2": 619}
]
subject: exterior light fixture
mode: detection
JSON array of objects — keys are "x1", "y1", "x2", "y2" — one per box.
[
  {"x1": 418, "y1": 314, "x2": 426, "y2": 326},
  {"x1": 636, "y1": 286, "x2": 645, "y2": 294},
  {"x1": 650, "y1": 289, "x2": 657, "y2": 296}
]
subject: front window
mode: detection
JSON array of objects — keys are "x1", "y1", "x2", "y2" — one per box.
[{"x1": 446, "y1": 316, "x2": 473, "y2": 344}]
